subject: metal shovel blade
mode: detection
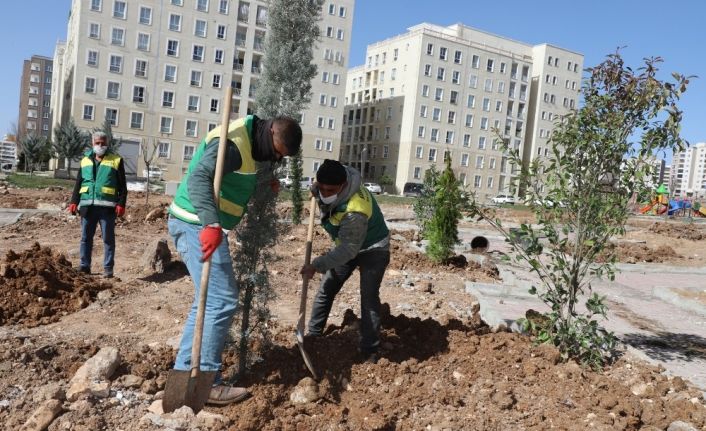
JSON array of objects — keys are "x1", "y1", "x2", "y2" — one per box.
[{"x1": 162, "y1": 369, "x2": 217, "y2": 413}]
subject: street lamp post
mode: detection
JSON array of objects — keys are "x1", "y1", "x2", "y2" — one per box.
[{"x1": 360, "y1": 145, "x2": 366, "y2": 180}]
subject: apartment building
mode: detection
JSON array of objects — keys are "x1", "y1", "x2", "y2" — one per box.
[
  {"x1": 671, "y1": 142, "x2": 706, "y2": 197},
  {"x1": 1, "y1": 136, "x2": 19, "y2": 169},
  {"x1": 18, "y1": 55, "x2": 54, "y2": 140},
  {"x1": 341, "y1": 23, "x2": 582, "y2": 198},
  {"x1": 51, "y1": 0, "x2": 354, "y2": 180}
]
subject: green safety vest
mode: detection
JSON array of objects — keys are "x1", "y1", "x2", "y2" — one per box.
[
  {"x1": 322, "y1": 186, "x2": 389, "y2": 249},
  {"x1": 169, "y1": 116, "x2": 257, "y2": 230},
  {"x1": 78, "y1": 151, "x2": 122, "y2": 208}
]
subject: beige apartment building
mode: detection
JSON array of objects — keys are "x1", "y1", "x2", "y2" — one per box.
[
  {"x1": 18, "y1": 55, "x2": 54, "y2": 141},
  {"x1": 671, "y1": 142, "x2": 706, "y2": 197},
  {"x1": 342, "y1": 23, "x2": 582, "y2": 199},
  {"x1": 51, "y1": 0, "x2": 354, "y2": 180}
]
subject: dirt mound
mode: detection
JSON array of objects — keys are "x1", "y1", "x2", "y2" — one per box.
[
  {"x1": 211, "y1": 307, "x2": 706, "y2": 430},
  {"x1": 118, "y1": 202, "x2": 168, "y2": 227},
  {"x1": 390, "y1": 241, "x2": 500, "y2": 281},
  {"x1": 603, "y1": 243, "x2": 681, "y2": 264},
  {"x1": 649, "y1": 222, "x2": 706, "y2": 241},
  {"x1": 0, "y1": 243, "x2": 111, "y2": 327}
]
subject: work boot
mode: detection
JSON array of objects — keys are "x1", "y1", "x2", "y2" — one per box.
[
  {"x1": 79, "y1": 267, "x2": 90, "y2": 275},
  {"x1": 207, "y1": 385, "x2": 250, "y2": 405},
  {"x1": 103, "y1": 272, "x2": 114, "y2": 279},
  {"x1": 362, "y1": 351, "x2": 379, "y2": 364}
]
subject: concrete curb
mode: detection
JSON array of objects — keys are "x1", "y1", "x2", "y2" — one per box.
[
  {"x1": 651, "y1": 286, "x2": 706, "y2": 317},
  {"x1": 464, "y1": 281, "x2": 545, "y2": 333}
]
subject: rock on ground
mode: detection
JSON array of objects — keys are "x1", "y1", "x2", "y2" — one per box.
[{"x1": 66, "y1": 347, "x2": 120, "y2": 402}]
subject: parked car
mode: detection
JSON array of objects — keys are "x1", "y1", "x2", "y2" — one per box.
[
  {"x1": 403, "y1": 182, "x2": 424, "y2": 197},
  {"x1": 142, "y1": 166, "x2": 163, "y2": 181},
  {"x1": 1, "y1": 162, "x2": 14, "y2": 172},
  {"x1": 491, "y1": 194, "x2": 516, "y2": 205},
  {"x1": 364, "y1": 182, "x2": 382, "y2": 194},
  {"x1": 280, "y1": 176, "x2": 294, "y2": 188}
]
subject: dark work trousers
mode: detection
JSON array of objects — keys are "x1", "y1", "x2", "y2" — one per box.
[{"x1": 308, "y1": 247, "x2": 390, "y2": 354}]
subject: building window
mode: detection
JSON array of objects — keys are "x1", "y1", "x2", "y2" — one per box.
[
  {"x1": 164, "y1": 64, "x2": 177, "y2": 82},
  {"x1": 217, "y1": 24, "x2": 226, "y2": 40},
  {"x1": 89, "y1": 23, "x2": 100, "y2": 39},
  {"x1": 428, "y1": 148, "x2": 437, "y2": 161},
  {"x1": 106, "y1": 81, "x2": 120, "y2": 99},
  {"x1": 439, "y1": 47, "x2": 447, "y2": 61},
  {"x1": 452, "y1": 71, "x2": 460, "y2": 85},
  {"x1": 482, "y1": 98, "x2": 491, "y2": 112},
  {"x1": 436, "y1": 67, "x2": 445, "y2": 81},
  {"x1": 430, "y1": 129, "x2": 439, "y2": 142},
  {"x1": 419, "y1": 105, "x2": 427, "y2": 118},
  {"x1": 133, "y1": 85, "x2": 145, "y2": 103},
  {"x1": 82, "y1": 104, "x2": 94, "y2": 121},
  {"x1": 415, "y1": 146, "x2": 423, "y2": 159},
  {"x1": 139, "y1": 6, "x2": 152, "y2": 24},
  {"x1": 187, "y1": 95, "x2": 200, "y2": 112},
  {"x1": 413, "y1": 167, "x2": 422, "y2": 179},
  {"x1": 130, "y1": 112, "x2": 143, "y2": 129},
  {"x1": 418, "y1": 126, "x2": 425, "y2": 138},
  {"x1": 197, "y1": 0, "x2": 209, "y2": 11},
  {"x1": 326, "y1": 140, "x2": 333, "y2": 152},
  {"x1": 158, "y1": 141, "x2": 171, "y2": 158},
  {"x1": 463, "y1": 134, "x2": 471, "y2": 147},
  {"x1": 171, "y1": 0, "x2": 183, "y2": 5},
  {"x1": 480, "y1": 117, "x2": 488, "y2": 130},
  {"x1": 461, "y1": 154, "x2": 469, "y2": 166},
  {"x1": 109, "y1": 55, "x2": 122, "y2": 73},
  {"x1": 337, "y1": 29, "x2": 344, "y2": 40},
  {"x1": 113, "y1": 0, "x2": 126, "y2": 19},
  {"x1": 214, "y1": 49, "x2": 224, "y2": 64},
  {"x1": 192, "y1": 45, "x2": 204, "y2": 62},
  {"x1": 487, "y1": 58, "x2": 495, "y2": 72},
  {"x1": 474, "y1": 175, "x2": 482, "y2": 188},
  {"x1": 160, "y1": 117, "x2": 173, "y2": 134},
  {"x1": 210, "y1": 98, "x2": 219, "y2": 112},
  {"x1": 432, "y1": 108, "x2": 441, "y2": 122},
  {"x1": 190, "y1": 70, "x2": 202, "y2": 86},
  {"x1": 90, "y1": 0, "x2": 102, "y2": 11},
  {"x1": 465, "y1": 114, "x2": 474, "y2": 128},
  {"x1": 426, "y1": 43, "x2": 433, "y2": 55},
  {"x1": 219, "y1": 0, "x2": 229, "y2": 14},
  {"x1": 85, "y1": 77, "x2": 96, "y2": 93},
  {"x1": 469, "y1": 75, "x2": 478, "y2": 88},
  {"x1": 87, "y1": 50, "x2": 99, "y2": 67},
  {"x1": 162, "y1": 91, "x2": 175, "y2": 108},
  {"x1": 446, "y1": 131, "x2": 454, "y2": 144},
  {"x1": 185, "y1": 120, "x2": 198, "y2": 137},
  {"x1": 212, "y1": 74, "x2": 221, "y2": 88},
  {"x1": 472, "y1": 55, "x2": 480, "y2": 69},
  {"x1": 478, "y1": 136, "x2": 486, "y2": 149},
  {"x1": 434, "y1": 88, "x2": 443, "y2": 102},
  {"x1": 454, "y1": 50, "x2": 462, "y2": 64},
  {"x1": 137, "y1": 33, "x2": 150, "y2": 51},
  {"x1": 105, "y1": 108, "x2": 118, "y2": 126},
  {"x1": 166, "y1": 40, "x2": 179, "y2": 57},
  {"x1": 195, "y1": 19, "x2": 207, "y2": 37},
  {"x1": 134, "y1": 59, "x2": 147, "y2": 77},
  {"x1": 183, "y1": 145, "x2": 195, "y2": 161},
  {"x1": 111, "y1": 28, "x2": 125, "y2": 45}
]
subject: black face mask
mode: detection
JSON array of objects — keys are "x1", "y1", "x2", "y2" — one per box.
[{"x1": 252, "y1": 118, "x2": 275, "y2": 162}]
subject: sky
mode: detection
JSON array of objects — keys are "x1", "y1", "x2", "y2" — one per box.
[{"x1": 2, "y1": 0, "x2": 703, "y2": 160}]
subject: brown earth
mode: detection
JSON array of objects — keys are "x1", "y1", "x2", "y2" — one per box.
[
  {"x1": 649, "y1": 222, "x2": 706, "y2": 241},
  {"x1": 602, "y1": 243, "x2": 681, "y2": 264},
  {"x1": 0, "y1": 191, "x2": 705, "y2": 429}
]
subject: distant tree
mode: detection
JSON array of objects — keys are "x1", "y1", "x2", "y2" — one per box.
[
  {"x1": 18, "y1": 133, "x2": 50, "y2": 176},
  {"x1": 426, "y1": 155, "x2": 464, "y2": 263},
  {"x1": 289, "y1": 148, "x2": 304, "y2": 223},
  {"x1": 53, "y1": 118, "x2": 89, "y2": 178},
  {"x1": 412, "y1": 164, "x2": 440, "y2": 239},
  {"x1": 140, "y1": 137, "x2": 159, "y2": 204},
  {"x1": 378, "y1": 174, "x2": 394, "y2": 194},
  {"x1": 230, "y1": 0, "x2": 321, "y2": 379}
]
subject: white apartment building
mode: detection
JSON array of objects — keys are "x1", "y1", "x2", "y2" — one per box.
[
  {"x1": 671, "y1": 142, "x2": 706, "y2": 197},
  {"x1": 0, "y1": 137, "x2": 19, "y2": 167},
  {"x1": 341, "y1": 23, "x2": 582, "y2": 198},
  {"x1": 51, "y1": 0, "x2": 354, "y2": 180}
]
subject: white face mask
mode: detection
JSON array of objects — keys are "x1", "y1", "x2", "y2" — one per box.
[
  {"x1": 93, "y1": 145, "x2": 107, "y2": 156},
  {"x1": 319, "y1": 191, "x2": 338, "y2": 205}
]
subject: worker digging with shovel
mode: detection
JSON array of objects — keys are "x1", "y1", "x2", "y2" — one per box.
[
  {"x1": 163, "y1": 106, "x2": 302, "y2": 411},
  {"x1": 301, "y1": 159, "x2": 391, "y2": 364}
]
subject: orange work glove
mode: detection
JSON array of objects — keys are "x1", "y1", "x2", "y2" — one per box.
[
  {"x1": 199, "y1": 225, "x2": 223, "y2": 261},
  {"x1": 68, "y1": 203, "x2": 78, "y2": 215},
  {"x1": 115, "y1": 205, "x2": 125, "y2": 217}
]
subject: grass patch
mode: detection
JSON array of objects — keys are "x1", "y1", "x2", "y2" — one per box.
[
  {"x1": 6, "y1": 173, "x2": 75, "y2": 189},
  {"x1": 276, "y1": 189, "x2": 413, "y2": 206}
]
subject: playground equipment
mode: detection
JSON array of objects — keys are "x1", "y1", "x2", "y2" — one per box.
[
  {"x1": 640, "y1": 184, "x2": 670, "y2": 215},
  {"x1": 638, "y1": 184, "x2": 706, "y2": 217}
]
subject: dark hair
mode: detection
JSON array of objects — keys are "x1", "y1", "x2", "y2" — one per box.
[
  {"x1": 273, "y1": 116, "x2": 302, "y2": 155},
  {"x1": 316, "y1": 159, "x2": 347, "y2": 185}
]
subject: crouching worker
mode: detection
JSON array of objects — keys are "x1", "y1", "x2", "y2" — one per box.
[
  {"x1": 300, "y1": 159, "x2": 390, "y2": 363},
  {"x1": 168, "y1": 115, "x2": 301, "y2": 405}
]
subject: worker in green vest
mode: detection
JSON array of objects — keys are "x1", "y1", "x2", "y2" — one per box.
[
  {"x1": 68, "y1": 131, "x2": 127, "y2": 278},
  {"x1": 168, "y1": 115, "x2": 301, "y2": 405},
  {"x1": 301, "y1": 159, "x2": 390, "y2": 364}
]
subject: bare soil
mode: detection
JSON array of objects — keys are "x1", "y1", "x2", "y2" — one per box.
[{"x1": 0, "y1": 190, "x2": 705, "y2": 429}]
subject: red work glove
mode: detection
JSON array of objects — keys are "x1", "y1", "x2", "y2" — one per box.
[
  {"x1": 115, "y1": 205, "x2": 125, "y2": 217},
  {"x1": 68, "y1": 203, "x2": 78, "y2": 215},
  {"x1": 199, "y1": 225, "x2": 223, "y2": 261}
]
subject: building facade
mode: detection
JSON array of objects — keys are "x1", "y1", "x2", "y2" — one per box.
[
  {"x1": 341, "y1": 23, "x2": 582, "y2": 198},
  {"x1": 51, "y1": 0, "x2": 354, "y2": 179},
  {"x1": 671, "y1": 142, "x2": 706, "y2": 197},
  {"x1": 18, "y1": 55, "x2": 54, "y2": 141}
]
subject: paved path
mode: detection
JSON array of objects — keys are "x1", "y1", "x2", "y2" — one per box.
[
  {"x1": 0, "y1": 208, "x2": 61, "y2": 227},
  {"x1": 467, "y1": 260, "x2": 706, "y2": 392}
]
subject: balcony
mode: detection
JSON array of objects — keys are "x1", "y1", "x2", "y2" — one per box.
[
  {"x1": 235, "y1": 37, "x2": 246, "y2": 47},
  {"x1": 233, "y1": 62, "x2": 244, "y2": 72},
  {"x1": 251, "y1": 65, "x2": 261, "y2": 74}
]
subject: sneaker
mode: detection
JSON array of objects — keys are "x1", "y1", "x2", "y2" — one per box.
[{"x1": 207, "y1": 385, "x2": 250, "y2": 406}]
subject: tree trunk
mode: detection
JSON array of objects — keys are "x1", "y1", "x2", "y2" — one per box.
[{"x1": 237, "y1": 281, "x2": 254, "y2": 378}]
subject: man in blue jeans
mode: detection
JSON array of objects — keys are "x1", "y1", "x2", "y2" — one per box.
[
  {"x1": 300, "y1": 159, "x2": 390, "y2": 363},
  {"x1": 168, "y1": 115, "x2": 301, "y2": 405},
  {"x1": 68, "y1": 131, "x2": 127, "y2": 278}
]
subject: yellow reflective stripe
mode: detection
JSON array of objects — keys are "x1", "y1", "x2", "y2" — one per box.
[
  {"x1": 219, "y1": 197, "x2": 244, "y2": 217},
  {"x1": 79, "y1": 186, "x2": 89, "y2": 193},
  {"x1": 169, "y1": 202, "x2": 201, "y2": 223},
  {"x1": 100, "y1": 155, "x2": 121, "y2": 170},
  {"x1": 80, "y1": 157, "x2": 92, "y2": 167},
  {"x1": 101, "y1": 186, "x2": 116, "y2": 195}
]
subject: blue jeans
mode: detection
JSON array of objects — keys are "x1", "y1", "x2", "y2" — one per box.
[
  {"x1": 80, "y1": 206, "x2": 116, "y2": 273},
  {"x1": 168, "y1": 217, "x2": 239, "y2": 373}
]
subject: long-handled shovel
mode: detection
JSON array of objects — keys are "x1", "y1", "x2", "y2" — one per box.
[
  {"x1": 296, "y1": 196, "x2": 319, "y2": 379},
  {"x1": 163, "y1": 86, "x2": 233, "y2": 414}
]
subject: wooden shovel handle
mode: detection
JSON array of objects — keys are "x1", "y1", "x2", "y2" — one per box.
[{"x1": 191, "y1": 86, "x2": 233, "y2": 377}]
